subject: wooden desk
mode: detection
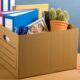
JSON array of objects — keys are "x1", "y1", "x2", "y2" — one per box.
[{"x1": 0, "y1": 54, "x2": 80, "y2": 80}]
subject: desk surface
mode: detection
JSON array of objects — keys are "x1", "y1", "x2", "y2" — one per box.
[{"x1": 0, "y1": 54, "x2": 80, "y2": 80}]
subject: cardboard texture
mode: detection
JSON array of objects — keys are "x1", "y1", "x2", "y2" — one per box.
[
  {"x1": 0, "y1": 54, "x2": 80, "y2": 80},
  {"x1": 0, "y1": 25, "x2": 79, "y2": 79},
  {"x1": 13, "y1": 4, "x2": 49, "y2": 18}
]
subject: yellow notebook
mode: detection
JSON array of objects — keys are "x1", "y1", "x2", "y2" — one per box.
[{"x1": 14, "y1": 4, "x2": 49, "y2": 18}]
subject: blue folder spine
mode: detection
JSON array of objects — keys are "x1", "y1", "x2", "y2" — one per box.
[{"x1": 5, "y1": 9, "x2": 39, "y2": 34}]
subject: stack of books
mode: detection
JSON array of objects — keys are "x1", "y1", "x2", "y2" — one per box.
[{"x1": 0, "y1": 0, "x2": 15, "y2": 11}]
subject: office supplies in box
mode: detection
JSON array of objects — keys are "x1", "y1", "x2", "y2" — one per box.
[
  {"x1": 42, "y1": 11, "x2": 50, "y2": 31},
  {"x1": 0, "y1": 24, "x2": 78, "y2": 79},
  {"x1": 0, "y1": 9, "x2": 29, "y2": 26},
  {"x1": 0, "y1": 11, "x2": 16, "y2": 26},
  {"x1": 4, "y1": 9, "x2": 39, "y2": 34},
  {"x1": 27, "y1": 18, "x2": 48, "y2": 34}
]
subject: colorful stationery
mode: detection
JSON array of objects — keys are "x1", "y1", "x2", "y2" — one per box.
[
  {"x1": 0, "y1": 10, "x2": 28, "y2": 26},
  {"x1": 5, "y1": 9, "x2": 38, "y2": 34}
]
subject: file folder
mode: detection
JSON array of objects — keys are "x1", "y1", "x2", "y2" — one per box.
[
  {"x1": 5, "y1": 9, "x2": 38, "y2": 34},
  {"x1": 2, "y1": 0, "x2": 10, "y2": 11},
  {"x1": 0, "y1": 10, "x2": 28, "y2": 26},
  {"x1": 0, "y1": 0, "x2": 2, "y2": 11},
  {"x1": 10, "y1": 0, "x2": 15, "y2": 10}
]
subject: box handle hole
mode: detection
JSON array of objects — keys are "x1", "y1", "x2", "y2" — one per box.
[{"x1": 3, "y1": 35, "x2": 10, "y2": 43}]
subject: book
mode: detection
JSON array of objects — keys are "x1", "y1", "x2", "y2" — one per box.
[
  {"x1": 0, "y1": 0, "x2": 2, "y2": 11},
  {"x1": 42, "y1": 11, "x2": 50, "y2": 31},
  {"x1": 5, "y1": 9, "x2": 39, "y2": 34},
  {"x1": 0, "y1": 0, "x2": 15, "y2": 11},
  {"x1": 27, "y1": 18, "x2": 48, "y2": 34},
  {"x1": 10, "y1": 0, "x2": 15, "y2": 10},
  {"x1": 0, "y1": 10, "x2": 28, "y2": 26},
  {"x1": 2, "y1": 0, "x2": 10, "y2": 11}
]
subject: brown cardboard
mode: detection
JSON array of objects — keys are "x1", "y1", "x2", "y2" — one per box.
[
  {"x1": 0, "y1": 25, "x2": 18, "y2": 48},
  {"x1": 0, "y1": 54, "x2": 80, "y2": 80},
  {"x1": 0, "y1": 25, "x2": 79, "y2": 79}
]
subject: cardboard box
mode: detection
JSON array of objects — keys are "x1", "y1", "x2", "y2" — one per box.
[{"x1": 0, "y1": 24, "x2": 78, "y2": 79}]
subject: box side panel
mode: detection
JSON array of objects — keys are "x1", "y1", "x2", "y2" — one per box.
[
  {"x1": 0, "y1": 40, "x2": 19, "y2": 78},
  {"x1": 0, "y1": 25, "x2": 18, "y2": 48},
  {"x1": 18, "y1": 33, "x2": 51, "y2": 78},
  {"x1": 0, "y1": 25, "x2": 19, "y2": 78},
  {"x1": 50, "y1": 29, "x2": 78, "y2": 72},
  {"x1": 18, "y1": 27, "x2": 78, "y2": 78},
  {"x1": 0, "y1": 44, "x2": 18, "y2": 78}
]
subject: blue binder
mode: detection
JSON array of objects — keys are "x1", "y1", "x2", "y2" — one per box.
[
  {"x1": 5, "y1": 9, "x2": 39, "y2": 34},
  {"x1": 0, "y1": 9, "x2": 30, "y2": 26}
]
